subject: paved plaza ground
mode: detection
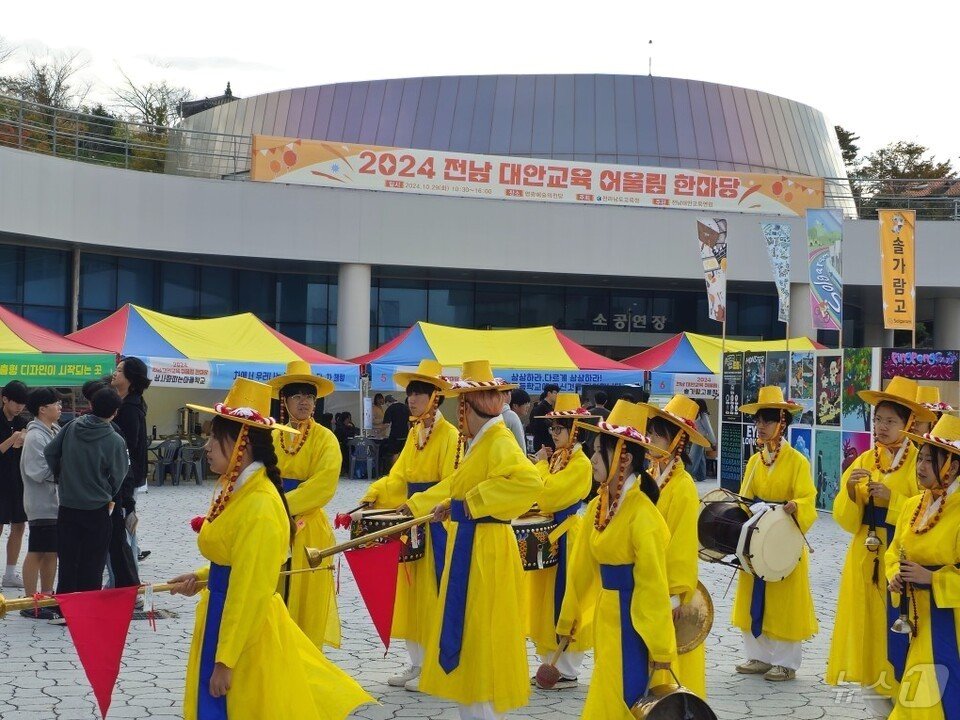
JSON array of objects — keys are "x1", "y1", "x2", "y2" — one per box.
[{"x1": 0, "y1": 477, "x2": 880, "y2": 719}]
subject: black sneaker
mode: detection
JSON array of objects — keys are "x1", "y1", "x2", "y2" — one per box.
[{"x1": 138, "y1": 550, "x2": 151, "y2": 562}]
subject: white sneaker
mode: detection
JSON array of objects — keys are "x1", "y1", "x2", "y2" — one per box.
[
  {"x1": 404, "y1": 676, "x2": 420, "y2": 692},
  {"x1": 388, "y1": 665, "x2": 420, "y2": 687},
  {"x1": 2, "y1": 573, "x2": 23, "y2": 589}
]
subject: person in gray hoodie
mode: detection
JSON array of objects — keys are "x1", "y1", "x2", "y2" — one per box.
[
  {"x1": 19, "y1": 387, "x2": 62, "y2": 615},
  {"x1": 44, "y1": 387, "x2": 129, "y2": 594}
]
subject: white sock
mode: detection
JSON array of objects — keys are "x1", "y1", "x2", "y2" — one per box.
[{"x1": 4, "y1": 565, "x2": 15, "y2": 576}]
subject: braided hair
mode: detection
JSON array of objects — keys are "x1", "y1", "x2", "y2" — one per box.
[{"x1": 597, "y1": 431, "x2": 660, "y2": 505}]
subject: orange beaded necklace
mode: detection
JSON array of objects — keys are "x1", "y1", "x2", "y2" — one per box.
[{"x1": 205, "y1": 425, "x2": 250, "y2": 522}]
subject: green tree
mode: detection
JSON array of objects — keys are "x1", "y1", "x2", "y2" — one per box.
[
  {"x1": 834, "y1": 125, "x2": 860, "y2": 169},
  {"x1": 855, "y1": 141, "x2": 956, "y2": 219}
]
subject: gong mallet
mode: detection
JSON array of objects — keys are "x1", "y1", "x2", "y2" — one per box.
[{"x1": 535, "y1": 634, "x2": 573, "y2": 688}]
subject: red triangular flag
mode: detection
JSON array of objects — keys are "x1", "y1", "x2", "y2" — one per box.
[
  {"x1": 56, "y1": 586, "x2": 138, "y2": 718},
  {"x1": 343, "y1": 540, "x2": 401, "y2": 651}
]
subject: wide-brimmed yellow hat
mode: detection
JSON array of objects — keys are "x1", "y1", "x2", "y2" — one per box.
[
  {"x1": 641, "y1": 394, "x2": 711, "y2": 447},
  {"x1": 739, "y1": 386, "x2": 803, "y2": 415},
  {"x1": 442, "y1": 360, "x2": 518, "y2": 395},
  {"x1": 267, "y1": 359, "x2": 335, "y2": 399},
  {"x1": 915, "y1": 385, "x2": 954, "y2": 413},
  {"x1": 576, "y1": 400, "x2": 666, "y2": 456},
  {"x1": 393, "y1": 359, "x2": 451, "y2": 391},
  {"x1": 188, "y1": 378, "x2": 299, "y2": 434},
  {"x1": 905, "y1": 414, "x2": 960, "y2": 457},
  {"x1": 535, "y1": 392, "x2": 598, "y2": 419},
  {"x1": 858, "y1": 376, "x2": 936, "y2": 423}
]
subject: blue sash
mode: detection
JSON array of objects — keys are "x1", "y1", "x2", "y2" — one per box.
[
  {"x1": 746, "y1": 497, "x2": 771, "y2": 638},
  {"x1": 198, "y1": 563, "x2": 230, "y2": 720},
  {"x1": 281, "y1": 477, "x2": 299, "y2": 493},
  {"x1": 407, "y1": 481, "x2": 447, "y2": 589},
  {"x1": 600, "y1": 563, "x2": 649, "y2": 708},
  {"x1": 437, "y1": 499, "x2": 508, "y2": 673},
  {"x1": 911, "y1": 567, "x2": 960, "y2": 719},
  {"x1": 552, "y1": 501, "x2": 582, "y2": 627}
]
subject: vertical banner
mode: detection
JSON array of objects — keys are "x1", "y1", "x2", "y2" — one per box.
[
  {"x1": 760, "y1": 222, "x2": 792, "y2": 323},
  {"x1": 696, "y1": 218, "x2": 728, "y2": 322},
  {"x1": 806, "y1": 209, "x2": 843, "y2": 331},
  {"x1": 878, "y1": 209, "x2": 916, "y2": 331}
]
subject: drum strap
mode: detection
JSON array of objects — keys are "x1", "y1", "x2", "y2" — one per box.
[
  {"x1": 747, "y1": 496, "x2": 773, "y2": 638},
  {"x1": 198, "y1": 563, "x2": 231, "y2": 720},
  {"x1": 908, "y1": 566, "x2": 960, "y2": 717},
  {"x1": 438, "y1": 499, "x2": 508, "y2": 674},
  {"x1": 408, "y1": 482, "x2": 447, "y2": 589},
  {"x1": 552, "y1": 502, "x2": 582, "y2": 627},
  {"x1": 600, "y1": 563, "x2": 649, "y2": 708}
]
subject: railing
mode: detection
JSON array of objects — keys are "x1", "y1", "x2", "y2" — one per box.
[{"x1": 1, "y1": 93, "x2": 958, "y2": 219}]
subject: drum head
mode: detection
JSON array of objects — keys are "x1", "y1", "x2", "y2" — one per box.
[
  {"x1": 737, "y1": 506, "x2": 804, "y2": 581},
  {"x1": 700, "y1": 488, "x2": 740, "y2": 505},
  {"x1": 632, "y1": 686, "x2": 718, "y2": 720}
]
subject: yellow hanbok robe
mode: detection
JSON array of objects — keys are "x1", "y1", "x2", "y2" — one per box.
[
  {"x1": 557, "y1": 483, "x2": 678, "y2": 719},
  {"x1": 274, "y1": 419, "x2": 341, "y2": 649},
  {"x1": 410, "y1": 418, "x2": 542, "y2": 714},
  {"x1": 827, "y1": 442, "x2": 919, "y2": 694},
  {"x1": 652, "y1": 460, "x2": 706, "y2": 698},
  {"x1": 528, "y1": 445, "x2": 593, "y2": 655},
  {"x1": 183, "y1": 468, "x2": 373, "y2": 720},
  {"x1": 885, "y1": 491, "x2": 960, "y2": 720},
  {"x1": 731, "y1": 444, "x2": 818, "y2": 642},
  {"x1": 361, "y1": 413, "x2": 459, "y2": 643}
]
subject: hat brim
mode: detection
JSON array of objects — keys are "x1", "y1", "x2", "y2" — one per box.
[
  {"x1": 857, "y1": 390, "x2": 937, "y2": 423},
  {"x1": 392, "y1": 372, "x2": 450, "y2": 390},
  {"x1": 903, "y1": 430, "x2": 960, "y2": 456},
  {"x1": 535, "y1": 410, "x2": 600, "y2": 419},
  {"x1": 641, "y1": 404, "x2": 711, "y2": 447},
  {"x1": 574, "y1": 419, "x2": 668, "y2": 457},
  {"x1": 268, "y1": 373, "x2": 335, "y2": 399},
  {"x1": 738, "y1": 401, "x2": 804, "y2": 416},
  {"x1": 186, "y1": 403, "x2": 299, "y2": 434},
  {"x1": 443, "y1": 382, "x2": 518, "y2": 396}
]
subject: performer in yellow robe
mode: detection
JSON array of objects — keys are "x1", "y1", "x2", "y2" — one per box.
[
  {"x1": 528, "y1": 393, "x2": 596, "y2": 689},
  {"x1": 642, "y1": 393, "x2": 713, "y2": 699},
  {"x1": 733, "y1": 386, "x2": 818, "y2": 681},
  {"x1": 170, "y1": 378, "x2": 373, "y2": 720},
  {"x1": 406, "y1": 360, "x2": 543, "y2": 720},
  {"x1": 557, "y1": 399, "x2": 677, "y2": 719},
  {"x1": 885, "y1": 413, "x2": 960, "y2": 720},
  {"x1": 360, "y1": 359, "x2": 459, "y2": 691},
  {"x1": 268, "y1": 360, "x2": 341, "y2": 649},
  {"x1": 827, "y1": 376, "x2": 936, "y2": 703}
]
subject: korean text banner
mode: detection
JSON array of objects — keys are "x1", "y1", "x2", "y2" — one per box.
[
  {"x1": 251, "y1": 135, "x2": 825, "y2": 217},
  {"x1": 697, "y1": 218, "x2": 727, "y2": 323},
  {"x1": 760, "y1": 222, "x2": 791, "y2": 323},
  {"x1": 0, "y1": 354, "x2": 114, "y2": 385},
  {"x1": 878, "y1": 209, "x2": 916, "y2": 330},
  {"x1": 806, "y1": 209, "x2": 843, "y2": 332}
]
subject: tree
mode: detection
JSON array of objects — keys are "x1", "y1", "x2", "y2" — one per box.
[
  {"x1": 112, "y1": 69, "x2": 191, "y2": 129},
  {"x1": 834, "y1": 126, "x2": 860, "y2": 169},
  {"x1": 0, "y1": 50, "x2": 91, "y2": 108},
  {"x1": 859, "y1": 141, "x2": 955, "y2": 181},
  {"x1": 855, "y1": 141, "x2": 956, "y2": 219},
  {"x1": 0, "y1": 37, "x2": 13, "y2": 67}
]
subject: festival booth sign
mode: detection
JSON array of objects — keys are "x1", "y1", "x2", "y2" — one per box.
[
  {"x1": 0, "y1": 304, "x2": 113, "y2": 385},
  {"x1": 351, "y1": 322, "x2": 645, "y2": 393}
]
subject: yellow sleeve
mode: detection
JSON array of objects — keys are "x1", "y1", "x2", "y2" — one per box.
[
  {"x1": 464, "y1": 437, "x2": 543, "y2": 520},
  {"x1": 362, "y1": 428, "x2": 414, "y2": 506},
  {"x1": 406, "y1": 476, "x2": 452, "y2": 517},
  {"x1": 833, "y1": 453, "x2": 869, "y2": 534},
  {"x1": 557, "y1": 499, "x2": 600, "y2": 637},
  {"x1": 738, "y1": 453, "x2": 759, "y2": 496},
  {"x1": 194, "y1": 564, "x2": 210, "y2": 582},
  {"x1": 662, "y1": 477, "x2": 700, "y2": 600},
  {"x1": 631, "y1": 510, "x2": 678, "y2": 664},
  {"x1": 285, "y1": 427, "x2": 341, "y2": 517},
  {"x1": 933, "y1": 565, "x2": 960, "y2": 609},
  {"x1": 536, "y1": 455, "x2": 592, "y2": 513},
  {"x1": 215, "y1": 498, "x2": 287, "y2": 667},
  {"x1": 790, "y1": 452, "x2": 818, "y2": 534}
]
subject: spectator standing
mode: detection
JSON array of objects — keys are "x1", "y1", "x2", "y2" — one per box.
[
  {"x1": 334, "y1": 412, "x2": 361, "y2": 474},
  {"x1": 0, "y1": 380, "x2": 28, "y2": 589},
  {"x1": 371, "y1": 393, "x2": 387, "y2": 438},
  {"x1": 381, "y1": 394, "x2": 411, "y2": 470},
  {"x1": 501, "y1": 390, "x2": 526, "y2": 450},
  {"x1": 510, "y1": 389, "x2": 532, "y2": 424},
  {"x1": 588, "y1": 390, "x2": 611, "y2": 420},
  {"x1": 528, "y1": 383, "x2": 560, "y2": 453},
  {"x1": 45, "y1": 387, "x2": 129, "y2": 594},
  {"x1": 687, "y1": 399, "x2": 717, "y2": 482},
  {"x1": 19, "y1": 387, "x2": 61, "y2": 616}
]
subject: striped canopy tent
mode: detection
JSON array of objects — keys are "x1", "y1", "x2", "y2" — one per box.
[
  {"x1": 352, "y1": 322, "x2": 645, "y2": 392},
  {"x1": 69, "y1": 304, "x2": 360, "y2": 390},
  {"x1": 622, "y1": 332, "x2": 823, "y2": 374},
  {"x1": 0, "y1": 305, "x2": 114, "y2": 385}
]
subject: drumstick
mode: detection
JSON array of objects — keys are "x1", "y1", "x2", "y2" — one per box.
[
  {"x1": 787, "y1": 512, "x2": 815, "y2": 554},
  {"x1": 535, "y1": 635, "x2": 572, "y2": 688}
]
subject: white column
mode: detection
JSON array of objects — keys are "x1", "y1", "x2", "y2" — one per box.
[
  {"x1": 789, "y1": 283, "x2": 816, "y2": 341},
  {"x1": 336, "y1": 263, "x2": 372, "y2": 359},
  {"x1": 934, "y1": 297, "x2": 960, "y2": 349}
]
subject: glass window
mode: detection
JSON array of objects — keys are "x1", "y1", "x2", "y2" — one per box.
[
  {"x1": 23, "y1": 248, "x2": 68, "y2": 306},
  {"x1": 377, "y1": 279, "x2": 427, "y2": 327},
  {"x1": 428, "y1": 281, "x2": 474, "y2": 326},
  {"x1": 306, "y1": 278, "x2": 330, "y2": 325},
  {"x1": 200, "y1": 266, "x2": 236, "y2": 317},
  {"x1": 611, "y1": 291, "x2": 650, "y2": 332},
  {"x1": 737, "y1": 295, "x2": 774, "y2": 337},
  {"x1": 236, "y1": 270, "x2": 276, "y2": 322},
  {"x1": 564, "y1": 288, "x2": 609, "y2": 331},
  {"x1": 0, "y1": 245, "x2": 21, "y2": 303},
  {"x1": 79, "y1": 309, "x2": 110, "y2": 328},
  {"x1": 278, "y1": 322, "x2": 305, "y2": 344},
  {"x1": 80, "y1": 254, "x2": 117, "y2": 310},
  {"x1": 22, "y1": 306, "x2": 67, "y2": 334},
  {"x1": 160, "y1": 262, "x2": 198, "y2": 316},
  {"x1": 117, "y1": 257, "x2": 156, "y2": 308},
  {"x1": 378, "y1": 326, "x2": 407, "y2": 345},
  {"x1": 520, "y1": 287, "x2": 564, "y2": 327},
  {"x1": 475, "y1": 283, "x2": 519, "y2": 327},
  {"x1": 278, "y1": 274, "x2": 307, "y2": 323}
]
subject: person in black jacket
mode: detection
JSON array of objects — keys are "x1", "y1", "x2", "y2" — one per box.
[
  {"x1": 109, "y1": 357, "x2": 151, "y2": 588},
  {"x1": 527, "y1": 383, "x2": 560, "y2": 453}
]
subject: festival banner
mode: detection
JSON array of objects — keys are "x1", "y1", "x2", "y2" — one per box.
[
  {"x1": 146, "y1": 358, "x2": 211, "y2": 388},
  {"x1": 650, "y1": 372, "x2": 720, "y2": 398},
  {"x1": 0, "y1": 353, "x2": 114, "y2": 385},
  {"x1": 806, "y1": 209, "x2": 843, "y2": 331},
  {"x1": 880, "y1": 349, "x2": 960, "y2": 381},
  {"x1": 878, "y1": 209, "x2": 916, "y2": 330},
  {"x1": 760, "y1": 222, "x2": 791, "y2": 323},
  {"x1": 143, "y1": 359, "x2": 360, "y2": 391},
  {"x1": 697, "y1": 218, "x2": 728, "y2": 322},
  {"x1": 251, "y1": 135, "x2": 825, "y2": 217}
]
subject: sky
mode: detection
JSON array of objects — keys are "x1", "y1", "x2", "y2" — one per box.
[{"x1": 1, "y1": 1, "x2": 957, "y2": 164}]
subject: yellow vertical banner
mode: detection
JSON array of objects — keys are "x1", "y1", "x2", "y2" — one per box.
[{"x1": 878, "y1": 209, "x2": 916, "y2": 330}]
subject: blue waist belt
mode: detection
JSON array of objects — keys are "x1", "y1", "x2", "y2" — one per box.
[
  {"x1": 198, "y1": 563, "x2": 231, "y2": 720},
  {"x1": 600, "y1": 563, "x2": 648, "y2": 708},
  {"x1": 281, "y1": 477, "x2": 299, "y2": 493},
  {"x1": 407, "y1": 481, "x2": 447, "y2": 589},
  {"x1": 551, "y1": 501, "x2": 582, "y2": 627},
  {"x1": 438, "y1": 499, "x2": 508, "y2": 673}
]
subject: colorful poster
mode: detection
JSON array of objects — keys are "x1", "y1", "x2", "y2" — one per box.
[
  {"x1": 743, "y1": 352, "x2": 766, "y2": 406},
  {"x1": 789, "y1": 426, "x2": 812, "y2": 464},
  {"x1": 807, "y1": 208, "x2": 843, "y2": 331},
  {"x1": 697, "y1": 218, "x2": 728, "y2": 322},
  {"x1": 880, "y1": 349, "x2": 960, "y2": 382},
  {"x1": 816, "y1": 353, "x2": 842, "y2": 426},
  {"x1": 842, "y1": 431, "x2": 872, "y2": 473},
  {"x1": 720, "y1": 422, "x2": 745, "y2": 492},
  {"x1": 842, "y1": 348, "x2": 873, "y2": 432},
  {"x1": 251, "y1": 135, "x2": 826, "y2": 216},
  {"x1": 790, "y1": 351, "x2": 815, "y2": 425},
  {"x1": 0, "y1": 353, "x2": 114, "y2": 385},
  {"x1": 722, "y1": 352, "x2": 744, "y2": 422},
  {"x1": 814, "y1": 429, "x2": 842, "y2": 510},
  {"x1": 766, "y1": 352, "x2": 789, "y2": 398},
  {"x1": 879, "y1": 209, "x2": 916, "y2": 330},
  {"x1": 760, "y1": 222, "x2": 792, "y2": 323}
]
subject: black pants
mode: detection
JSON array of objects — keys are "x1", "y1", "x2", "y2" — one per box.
[
  {"x1": 108, "y1": 503, "x2": 140, "y2": 587},
  {"x1": 57, "y1": 505, "x2": 112, "y2": 593}
]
